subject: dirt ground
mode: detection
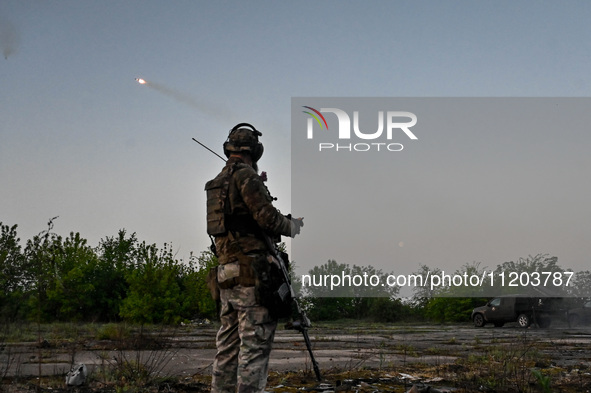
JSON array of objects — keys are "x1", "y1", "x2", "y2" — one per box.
[{"x1": 2, "y1": 320, "x2": 591, "y2": 392}]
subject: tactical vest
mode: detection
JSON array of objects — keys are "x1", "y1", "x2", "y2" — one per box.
[
  {"x1": 205, "y1": 162, "x2": 262, "y2": 238},
  {"x1": 205, "y1": 164, "x2": 235, "y2": 237},
  {"x1": 205, "y1": 162, "x2": 259, "y2": 287}
]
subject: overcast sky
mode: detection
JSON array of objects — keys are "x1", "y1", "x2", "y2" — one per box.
[{"x1": 2, "y1": 2, "x2": 590, "y2": 279}]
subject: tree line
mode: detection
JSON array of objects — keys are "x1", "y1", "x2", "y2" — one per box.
[
  {"x1": 303, "y1": 256, "x2": 591, "y2": 322},
  {"x1": 2, "y1": 220, "x2": 590, "y2": 325},
  {"x1": 0, "y1": 220, "x2": 216, "y2": 324}
]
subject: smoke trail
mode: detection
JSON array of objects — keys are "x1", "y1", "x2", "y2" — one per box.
[
  {"x1": 139, "y1": 78, "x2": 235, "y2": 122},
  {"x1": 0, "y1": 18, "x2": 20, "y2": 59}
]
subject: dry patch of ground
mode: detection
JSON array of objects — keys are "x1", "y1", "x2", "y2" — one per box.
[{"x1": 1, "y1": 321, "x2": 591, "y2": 392}]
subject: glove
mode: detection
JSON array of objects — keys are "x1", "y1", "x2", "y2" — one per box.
[{"x1": 290, "y1": 216, "x2": 304, "y2": 237}]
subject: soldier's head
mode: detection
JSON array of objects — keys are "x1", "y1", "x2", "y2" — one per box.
[{"x1": 223, "y1": 123, "x2": 264, "y2": 163}]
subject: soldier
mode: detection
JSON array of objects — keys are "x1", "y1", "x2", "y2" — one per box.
[{"x1": 205, "y1": 123, "x2": 303, "y2": 393}]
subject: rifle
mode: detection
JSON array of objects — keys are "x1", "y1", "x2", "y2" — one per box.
[
  {"x1": 260, "y1": 232, "x2": 322, "y2": 382},
  {"x1": 193, "y1": 137, "x2": 322, "y2": 381}
]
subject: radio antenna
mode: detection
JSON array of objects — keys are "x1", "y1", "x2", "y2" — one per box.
[{"x1": 192, "y1": 137, "x2": 227, "y2": 162}]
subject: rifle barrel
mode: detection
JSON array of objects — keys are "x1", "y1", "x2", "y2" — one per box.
[{"x1": 302, "y1": 328, "x2": 322, "y2": 381}]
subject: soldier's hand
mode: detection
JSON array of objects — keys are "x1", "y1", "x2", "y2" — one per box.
[{"x1": 290, "y1": 217, "x2": 304, "y2": 237}]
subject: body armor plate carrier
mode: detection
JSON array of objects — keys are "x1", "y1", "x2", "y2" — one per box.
[{"x1": 205, "y1": 163, "x2": 245, "y2": 236}]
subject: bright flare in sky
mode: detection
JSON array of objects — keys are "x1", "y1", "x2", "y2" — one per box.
[{"x1": 135, "y1": 78, "x2": 147, "y2": 84}]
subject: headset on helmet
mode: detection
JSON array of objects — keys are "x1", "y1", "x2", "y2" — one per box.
[{"x1": 223, "y1": 123, "x2": 264, "y2": 161}]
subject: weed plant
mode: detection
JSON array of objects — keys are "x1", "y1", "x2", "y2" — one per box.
[{"x1": 455, "y1": 330, "x2": 550, "y2": 392}]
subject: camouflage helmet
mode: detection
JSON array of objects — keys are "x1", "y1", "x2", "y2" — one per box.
[{"x1": 223, "y1": 123, "x2": 264, "y2": 161}]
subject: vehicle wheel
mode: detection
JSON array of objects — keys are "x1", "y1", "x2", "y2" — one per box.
[
  {"x1": 568, "y1": 314, "x2": 580, "y2": 328},
  {"x1": 537, "y1": 317, "x2": 551, "y2": 328},
  {"x1": 494, "y1": 322, "x2": 505, "y2": 328},
  {"x1": 473, "y1": 313, "x2": 485, "y2": 327},
  {"x1": 517, "y1": 313, "x2": 531, "y2": 328}
]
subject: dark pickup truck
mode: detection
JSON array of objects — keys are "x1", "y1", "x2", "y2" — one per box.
[{"x1": 471, "y1": 296, "x2": 562, "y2": 328}]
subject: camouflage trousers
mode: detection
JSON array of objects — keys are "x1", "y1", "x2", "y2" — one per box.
[{"x1": 212, "y1": 284, "x2": 278, "y2": 393}]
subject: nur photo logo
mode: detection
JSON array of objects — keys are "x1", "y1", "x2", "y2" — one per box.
[{"x1": 301, "y1": 105, "x2": 418, "y2": 152}]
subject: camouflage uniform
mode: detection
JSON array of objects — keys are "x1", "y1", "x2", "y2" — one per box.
[
  {"x1": 212, "y1": 284, "x2": 277, "y2": 392},
  {"x1": 213, "y1": 157, "x2": 293, "y2": 261},
  {"x1": 209, "y1": 154, "x2": 298, "y2": 393}
]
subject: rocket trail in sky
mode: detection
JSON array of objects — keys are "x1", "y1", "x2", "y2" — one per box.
[{"x1": 134, "y1": 76, "x2": 234, "y2": 121}]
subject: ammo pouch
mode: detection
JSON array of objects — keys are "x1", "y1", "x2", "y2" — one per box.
[
  {"x1": 216, "y1": 258, "x2": 257, "y2": 289},
  {"x1": 250, "y1": 253, "x2": 293, "y2": 319}
]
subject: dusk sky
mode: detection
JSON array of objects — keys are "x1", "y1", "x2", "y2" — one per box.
[{"x1": 2, "y1": 2, "x2": 590, "y2": 287}]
